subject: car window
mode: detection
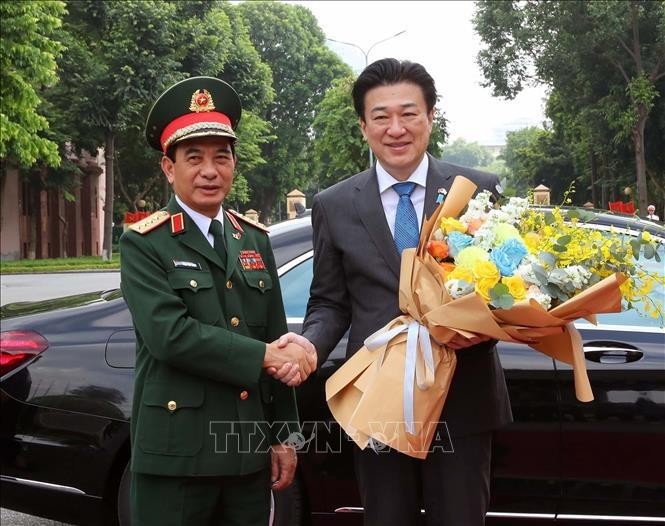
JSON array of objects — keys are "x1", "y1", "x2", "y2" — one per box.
[{"x1": 280, "y1": 257, "x2": 313, "y2": 318}]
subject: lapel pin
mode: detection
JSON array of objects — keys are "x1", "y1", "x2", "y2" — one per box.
[
  {"x1": 436, "y1": 187, "x2": 447, "y2": 204},
  {"x1": 232, "y1": 232, "x2": 241, "y2": 240}
]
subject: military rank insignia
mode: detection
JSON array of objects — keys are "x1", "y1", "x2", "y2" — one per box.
[
  {"x1": 238, "y1": 250, "x2": 266, "y2": 271},
  {"x1": 170, "y1": 212, "x2": 185, "y2": 235}
]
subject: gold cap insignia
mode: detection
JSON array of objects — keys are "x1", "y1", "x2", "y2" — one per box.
[{"x1": 190, "y1": 89, "x2": 215, "y2": 113}]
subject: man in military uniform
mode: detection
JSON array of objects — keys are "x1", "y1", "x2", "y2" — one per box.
[{"x1": 120, "y1": 76, "x2": 315, "y2": 526}]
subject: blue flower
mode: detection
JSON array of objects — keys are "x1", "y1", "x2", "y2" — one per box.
[
  {"x1": 447, "y1": 231, "x2": 473, "y2": 257},
  {"x1": 491, "y1": 238, "x2": 528, "y2": 276}
]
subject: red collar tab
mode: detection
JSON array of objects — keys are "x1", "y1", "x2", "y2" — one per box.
[
  {"x1": 170, "y1": 212, "x2": 185, "y2": 235},
  {"x1": 225, "y1": 209, "x2": 244, "y2": 233}
]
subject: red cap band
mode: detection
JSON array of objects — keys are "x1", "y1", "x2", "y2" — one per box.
[{"x1": 160, "y1": 111, "x2": 233, "y2": 152}]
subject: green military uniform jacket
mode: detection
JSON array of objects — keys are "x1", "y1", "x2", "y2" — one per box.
[{"x1": 120, "y1": 196, "x2": 298, "y2": 477}]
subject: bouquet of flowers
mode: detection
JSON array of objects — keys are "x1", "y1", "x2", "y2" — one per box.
[
  {"x1": 428, "y1": 189, "x2": 663, "y2": 318},
  {"x1": 326, "y1": 176, "x2": 663, "y2": 459}
]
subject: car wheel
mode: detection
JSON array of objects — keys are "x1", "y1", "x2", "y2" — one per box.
[
  {"x1": 271, "y1": 476, "x2": 305, "y2": 526},
  {"x1": 117, "y1": 461, "x2": 130, "y2": 526}
]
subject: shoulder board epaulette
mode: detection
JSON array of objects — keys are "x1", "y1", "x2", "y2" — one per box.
[
  {"x1": 227, "y1": 209, "x2": 269, "y2": 233},
  {"x1": 129, "y1": 210, "x2": 170, "y2": 234}
]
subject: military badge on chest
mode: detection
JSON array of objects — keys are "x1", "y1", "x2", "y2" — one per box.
[{"x1": 238, "y1": 250, "x2": 266, "y2": 271}]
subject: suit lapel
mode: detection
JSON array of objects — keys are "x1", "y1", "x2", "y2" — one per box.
[
  {"x1": 353, "y1": 169, "x2": 402, "y2": 280},
  {"x1": 167, "y1": 198, "x2": 225, "y2": 270},
  {"x1": 424, "y1": 154, "x2": 455, "y2": 219}
]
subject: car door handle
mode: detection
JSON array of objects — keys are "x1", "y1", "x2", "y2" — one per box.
[{"x1": 584, "y1": 346, "x2": 644, "y2": 364}]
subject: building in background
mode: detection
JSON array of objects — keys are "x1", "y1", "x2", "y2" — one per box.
[{"x1": 0, "y1": 149, "x2": 106, "y2": 261}]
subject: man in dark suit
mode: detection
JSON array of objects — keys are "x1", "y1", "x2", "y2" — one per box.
[
  {"x1": 280, "y1": 59, "x2": 512, "y2": 525},
  {"x1": 120, "y1": 76, "x2": 315, "y2": 526}
]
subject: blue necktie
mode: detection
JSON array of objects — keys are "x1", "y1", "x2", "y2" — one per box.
[{"x1": 392, "y1": 182, "x2": 419, "y2": 255}]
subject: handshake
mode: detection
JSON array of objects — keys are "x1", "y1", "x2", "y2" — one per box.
[{"x1": 263, "y1": 333, "x2": 317, "y2": 387}]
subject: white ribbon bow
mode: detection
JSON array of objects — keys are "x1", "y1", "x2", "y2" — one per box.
[{"x1": 364, "y1": 319, "x2": 435, "y2": 434}]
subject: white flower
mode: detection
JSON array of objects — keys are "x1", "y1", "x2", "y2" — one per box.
[
  {"x1": 445, "y1": 279, "x2": 475, "y2": 299},
  {"x1": 526, "y1": 285, "x2": 552, "y2": 310},
  {"x1": 563, "y1": 265, "x2": 592, "y2": 290}
]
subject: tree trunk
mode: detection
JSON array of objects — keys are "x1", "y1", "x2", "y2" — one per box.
[
  {"x1": 102, "y1": 132, "x2": 115, "y2": 261},
  {"x1": 633, "y1": 104, "x2": 648, "y2": 216},
  {"x1": 589, "y1": 149, "x2": 598, "y2": 207}
]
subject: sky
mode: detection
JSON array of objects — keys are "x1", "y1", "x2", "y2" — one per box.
[{"x1": 287, "y1": 0, "x2": 548, "y2": 146}]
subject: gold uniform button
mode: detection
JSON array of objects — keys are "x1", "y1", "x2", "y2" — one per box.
[
  {"x1": 230, "y1": 316, "x2": 240, "y2": 327},
  {"x1": 167, "y1": 400, "x2": 177, "y2": 411},
  {"x1": 190, "y1": 280, "x2": 198, "y2": 288},
  {"x1": 239, "y1": 390, "x2": 249, "y2": 400},
  {"x1": 258, "y1": 280, "x2": 265, "y2": 289},
  {"x1": 226, "y1": 280, "x2": 233, "y2": 289}
]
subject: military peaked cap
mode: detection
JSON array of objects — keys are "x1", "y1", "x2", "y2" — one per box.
[{"x1": 145, "y1": 76, "x2": 242, "y2": 152}]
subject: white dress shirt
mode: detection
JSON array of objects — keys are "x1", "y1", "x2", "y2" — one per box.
[
  {"x1": 175, "y1": 195, "x2": 225, "y2": 248},
  {"x1": 376, "y1": 155, "x2": 428, "y2": 237}
]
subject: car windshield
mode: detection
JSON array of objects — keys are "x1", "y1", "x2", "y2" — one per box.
[{"x1": 579, "y1": 241, "x2": 665, "y2": 329}]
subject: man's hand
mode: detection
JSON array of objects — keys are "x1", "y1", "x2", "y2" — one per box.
[
  {"x1": 264, "y1": 338, "x2": 314, "y2": 386},
  {"x1": 265, "y1": 333, "x2": 317, "y2": 387},
  {"x1": 446, "y1": 333, "x2": 491, "y2": 350},
  {"x1": 270, "y1": 444, "x2": 297, "y2": 491}
]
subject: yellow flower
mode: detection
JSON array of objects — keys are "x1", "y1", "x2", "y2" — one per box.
[
  {"x1": 475, "y1": 279, "x2": 494, "y2": 301},
  {"x1": 502, "y1": 275, "x2": 527, "y2": 300},
  {"x1": 439, "y1": 217, "x2": 468, "y2": 235},
  {"x1": 523, "y1": 232, "x2": 541, "y2": 253},
  {"x1": 446, "y1": 266, "x2": 474, "y2": 284},
  {"x1": 471, "y1": 260, "x2": 500, "y2": 301},
  {"x1": 642, "y1": 231, "x2": 652, "y2": 242},
  {"x1": 455, "y1": 246, "x2": 489, "y2": 269},
  {"x1": 473, "y1": 260, "x2": 500, "y2": 283},
  {"x1": 494, "y1": 223, "x2": 521, "y2": 244}
]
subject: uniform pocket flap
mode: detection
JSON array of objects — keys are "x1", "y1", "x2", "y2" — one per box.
[
  {"x1": 242, "y1": 272, "x2": 273, "y2": 293},
  {"x1": 167, "y1": 270, "x2": 213, "y2": 293},
  {"x1": 142, "y1": 382, "x2": 205, "y2": 411}
]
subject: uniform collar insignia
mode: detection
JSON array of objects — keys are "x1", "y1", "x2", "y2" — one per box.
[{"x1": 171, "y1": 212, "x2": 186, "y2": 235}]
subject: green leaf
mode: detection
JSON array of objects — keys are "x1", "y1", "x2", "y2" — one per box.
[
  {"x1": 539, "y1": 251, "x2": 557, "y2": 268},
  {"x1": 630, "y1": 238, "x2": 641, "y2": 256},
  {"x1": 490, "y1": 283, "x2": 510, "y2": 298},
  {"x1": 557, "y1": 235, "x2": 572, "y2": 246},
  {"x1": 552, "y1": 244, "x2": 567, "y2": 252},
  {"x1": 544, "y1": 212, "x2": 555, "y2": 225},
  {"x1": 642, "y1": 243, "x2": 655, "y2": 259},
  {"x1": 490, "y1": 284, "x2": 515, "y2": 309}
]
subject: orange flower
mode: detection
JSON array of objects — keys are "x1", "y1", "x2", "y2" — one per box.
[
  {"x1": 466, "y1": 217, "x2": 485, "y2": 235},
  {"x1": 427, "y1": 240, "x2": 449, "y2": 260},
  {"x1": 439, "y1": 261, "x2": 456, "y2": 277}
]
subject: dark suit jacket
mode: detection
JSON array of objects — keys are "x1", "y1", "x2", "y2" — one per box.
[
  {"x1": 302, "y1": 155, "x2": 512, "y2": 437},
  {"x1": 120, "y1": 197, "x2": 298, "y2": 477}
]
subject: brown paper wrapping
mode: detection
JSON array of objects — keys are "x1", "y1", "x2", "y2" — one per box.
[{"x1": 326, "y1": 176, "x2": 625, "y2": 459}]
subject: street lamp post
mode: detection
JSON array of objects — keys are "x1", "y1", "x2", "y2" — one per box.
[{"x1": 327, "y1": 30, "x2": 406, "y2": 167}]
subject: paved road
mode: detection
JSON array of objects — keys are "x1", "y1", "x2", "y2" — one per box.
[
  {"x1": 2, "y1": 272, "x2": 111, "y2": 524},
  {"x1": 1, "y1": 272, "x2": 120, "y2": 306},
  {"x1": 0, "y1": 508, "x2": 74, "y2": 526}
]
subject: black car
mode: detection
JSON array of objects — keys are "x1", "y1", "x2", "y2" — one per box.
[{"x1": 2, "y1": 212, "x2": 664, "y2": 526}]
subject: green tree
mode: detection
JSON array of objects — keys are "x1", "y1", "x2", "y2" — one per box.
[
  {"x1": 237, "y1": 1, "x2": 352, "y2": 220},
  {"x1": 112, "y1": 1, "x2": 274, "y2": 214},
  {"x1": 0, "y1": 0, "x2": 65, "y2": 169},
  {"x1": 45, "y1": 0, "x2": 184, "y2": 259},
  {"x1": 474, "y1": 0, "x2": 665, "y2": 214},
  {"x1": 310, "y1": 76, "x2": 366, "y2": 189},
  {"x1": 502, "y1": 126, "x2": 578, "y2": 202},
  {"x1": 441, "y1": 138, "x2": 493, "y2": 168}
]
